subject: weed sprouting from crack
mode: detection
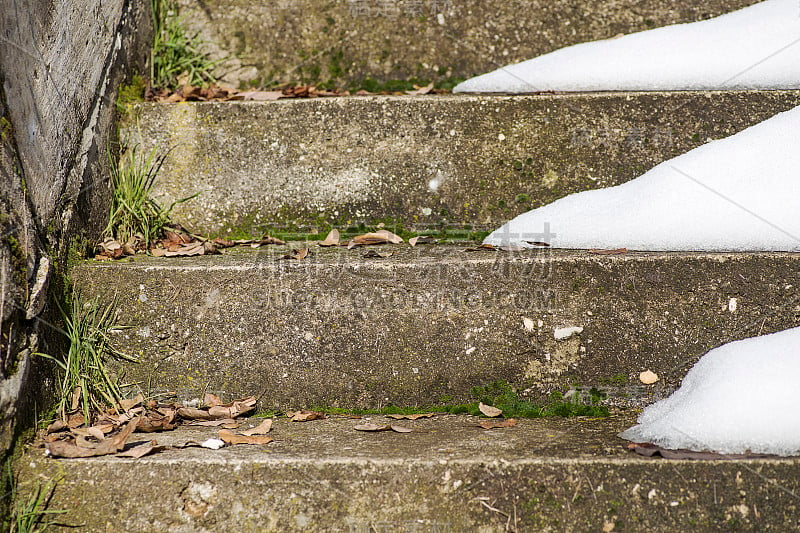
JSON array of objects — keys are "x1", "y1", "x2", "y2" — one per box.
[
  {"x1": 105, "y1": 144, "x2": 198, "y2": 249},
  {"x1": 37, "y1": 292, "x2": 135, "y2": 423}
]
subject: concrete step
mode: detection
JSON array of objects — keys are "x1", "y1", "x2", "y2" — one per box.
[
  {"x1": 176, "y1": 0, "x2": 759, "y2": 89},
  {"x1": 16, "y1": 413, "x2": 800, "y2": 532},
  {"x1": 123, "y1": 91, "x2": 800, "y2": 236},
  {"x1": 70, "y1": 246, "x2": 800, "y2": 409}
]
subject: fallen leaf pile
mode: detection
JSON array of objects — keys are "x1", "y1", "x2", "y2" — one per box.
[
  {"x1": 42, "y1": 392, "x2": 262, "y2": 459},
  {"x1": 96, "y1": 222, "x2": 285, "y2": 261},
  {"x1": 145, "y1": 82, "x2": 447, "y2": 103}
]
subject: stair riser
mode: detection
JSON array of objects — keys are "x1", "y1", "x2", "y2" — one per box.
[
  {"x1": 20, "y1": 457, "x2": 800, "y2": 531},
  {"x1": 72, "y1": 249, "x2": 800, "y2": 408},
  {"x1": 177, "y1": 0, "x2": 758, "y2": 88},
  {"x1": 124, "y1": 91, "x2": 800, "y2": 236}
]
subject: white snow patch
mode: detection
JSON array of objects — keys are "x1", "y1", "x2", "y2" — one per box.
[
  {"x1": 620, "y1": 326, "x2": 800, "y2": 456},
  {"x1": 455, "y1": 0, "x2": 800, "y2": 92},
  {"x1": 554, "y1": 326, "x2": 583, "y2": 340},
  {"x1": 484, "y1": 105, "x2": 800, "y2": 251}
]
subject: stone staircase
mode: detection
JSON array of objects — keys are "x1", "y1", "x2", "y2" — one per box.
[{"x1": 15, "y1": 2, "x2": 800, "y2": 531}]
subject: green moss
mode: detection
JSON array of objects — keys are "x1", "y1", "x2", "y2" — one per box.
[
  {"x1": 117, "y1": 75, "x2": 146, "y2": 106},
  {"x1": 599, "y1": 373, "x2": 628, "y2": 385},
  {"x1": 0, "y1": 116, "x2": 11, "y2": 142},
  {"x1": 260, "y1": 381, "x2": 609, "y2": 419},
  {"x1": 515, "y1": 193, "x2": 530, "y2": 203}
]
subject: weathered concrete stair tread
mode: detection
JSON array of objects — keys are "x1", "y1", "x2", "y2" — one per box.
[
  {"x1": 178, "y1": 0, "x2": 759, "y2": 88},
  {"x1": 123, "y1": 90, "x2": 800, "y2": 235},
  {"x1": 17, "y1": 413, "x2": 800, "y2": 531},
  {"x1": 71, "y1": 247, "x2": 800, "y2": 408}
]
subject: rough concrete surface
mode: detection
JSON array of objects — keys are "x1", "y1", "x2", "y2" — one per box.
[
  {"x1": 123, "y1": 91, "x2": 800, "y2": 236},
  {"x1": 174, "y1": 0, "x2": 759, "y2": 88},
  {"x1": 70, "y1": 247, "x2": 800, "y2": 409},
  {"x1": 16, "y1": 413, "x2": 800, "y2": 532},
  {"x1": 0, "y1": 0, "x2": 150, "y2": 459}
]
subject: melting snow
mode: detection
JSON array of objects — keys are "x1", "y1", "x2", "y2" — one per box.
[
  {"x1": 483, "y1": 105, "x2": 800, "y2": 251},
  {"x1": 455, "y1": 0, "x2": 800, "y2": 93},
  {"x1": 620, "y1": 327, "x2": 800, "y2": 456}
]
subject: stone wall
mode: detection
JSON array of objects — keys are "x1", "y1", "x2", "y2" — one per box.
[{"x1": 0, "y1": 0, "x2": 150, "y2": 455}]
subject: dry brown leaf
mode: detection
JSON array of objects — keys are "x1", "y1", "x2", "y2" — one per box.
[
  {"x1": 407, "y1": 236, "x2": 437, "y2": 247},
  {"x1": 189, "y1": 419, "x2": 239, "y2": 428},
  {"x1": 118, "y1": 394, "x2": 144, "y2": 412},
  {"x1": 46, "y1": 420, "x2": 68, "y2": 434},
  {"x1": 375, "y1": 229, "x2": 403, "y2": 244},
  {"x1": 319, "y1": 229, "x2": 340, "y2": 247},
  {"x1": 46, "y1": 418, "x2": 138, "y2": 458},
  {"x1": 109, "y1": 407, "x2": 144, "y2": 425},
  {"x1": 218, "y1": 429, "x2": 274, "y2": 445},
  {"x1": 405, "y1": 82, "x2": 434, "y2": 95},
  {"x1": 258, "y1": 235, "x2": 286, "y2": 246},
  {"x1": 386, "y1": 413, "x2": 435, "y2": 420},
  {"x1": 66, "y1": 412, "x2": 85, "y2": 428},
  {"x1": 86, "y1": 426, "x2": 106, "y2": 441},
  {"x1": 354, "y1": 423, "x2": 391, "y2": 432},
  {"x1": 350, "y1": 230, "x2": 404, "y2": 248},
  {"x1": 478, "y1": 403, "x2": 503, "y2": 418},
  {"x1": 354, "y1": 423, "x2": 412, "y2": 433},
  {"x1": 135, "y1": 415, "x2": 176, "y2": 433},
  {"x1": 524, "y1": 241, "x2": 551, "y2": 247},
  {"x1": 163, "y1": 242, "x2": 205, "y2": 257},
  {"x1": 212, "y1": 237, "x2": 236, "y2": 248},
  {"x1": 116, "y1": 441, "x2": 163, "y2": 459},
  {"x1": 177, "y1": 407, "x2": 214, "y2": 420},
  {"x1": 588, "y1": 248, "x2": 628, "y2": 255},
  {"x1": 240, "y1": 419, "x2": 273, "y2": 436},
  {"x1": 280, "y1": 248, "x2": 309, "y2": 260},
  {"x1": 289, "y1": 410, "x2": 327, "y2": 422},
  {"x1": 465, "y1": 244, "x2": 499, "y2": 252},
  {"x1": 478, "y1": 418, "x2": 518, "y2": 430},
  {"x1": 207, "y1": 396, "x2": 257, "y2": 419},
  {"x1": 639, "y1": 370, "x2": 659, "y2": 385},
  {"x1": 74, "y1": 435, "x2": 100, "y2": 449},
  {"x1": 204, "y1": 393, "x2": 223, "y2": 407}
]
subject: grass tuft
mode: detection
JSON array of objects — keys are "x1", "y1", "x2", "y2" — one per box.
[
  {"x1": 39, "y1": 292, "x2": 134, "y2": 423},
  {"x1": 105, "y1": 145, "x2": 198, "y2": 248},
  {"x1": 150, "y1": 0, "x2": 220, "y2": 90},
  {"x1": 3, "y1": 464, "x2": 66, "y2": 533}
]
